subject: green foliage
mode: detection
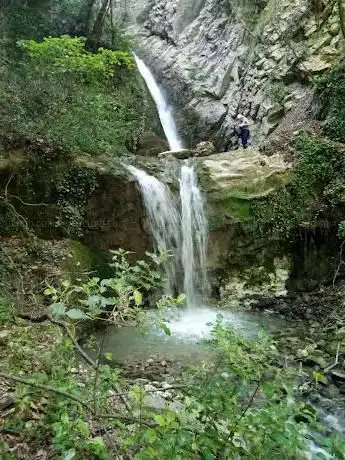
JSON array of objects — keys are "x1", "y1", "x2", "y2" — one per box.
[
  {"x1": 123, "y1": 321, "x2": 336, "y2": 459},
  {"x1": 1, "y1": 34, "x2": 145, "y2": 156},
  {"x1": 52, "y1": 413, "x2": 110, "y2": 459},
  {"x1": 18, "y1": 36, "x2": 134, "y2": 82},
  {"x1": 4, "y1": 334, "x2": 117, "y2": 459},
  {"x1": 253, "y1": 134, "x2": 345, "y2": 237},
  {"x1": 0, "y1": 297, "x2": 14, "y2": 325},
  {"x1": 44, "y1": 249, "x2": 181, "y2": 324},
  {"x1": 316, "y1": 63, "x2": 345, "y2": 143},
  {"x1": 269, "y1": 80, "x2": 289, "y2": 105},
  {"x1": 2, "y1": 307, "x2": 345, "y2": 458},
  {"x1": 338, "y1": 220, "x2": 345, "y2": 239},
  {"x1": 55, "y1": 166, "x2": 98, "y2": 237}
]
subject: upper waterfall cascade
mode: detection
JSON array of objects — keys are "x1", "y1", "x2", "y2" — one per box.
[{"x1": 133, "y1": 53, "x2": 184, "y2": 151}]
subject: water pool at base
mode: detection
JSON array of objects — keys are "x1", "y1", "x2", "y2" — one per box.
[{"x1": 95, "y1": 306, "x2": 286, "y2": 365}]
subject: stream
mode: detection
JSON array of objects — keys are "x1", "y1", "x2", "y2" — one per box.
[{"x1": 91, "y1": 303, "x2": 345, "y2": 459}]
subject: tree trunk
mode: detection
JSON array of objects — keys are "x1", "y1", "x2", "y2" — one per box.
[
  {"x1": 89, "y1": 0, "x2": 110, "y2": 50},
  {"x1": 110, "y1": 0, "x2": 114, "y2": 47},
  {"x1": 338, "y1": 0, "x2": 345, "y2": 39},
  {"x1": 79, "y1": 0, "x2": 97, "y2": 36}
]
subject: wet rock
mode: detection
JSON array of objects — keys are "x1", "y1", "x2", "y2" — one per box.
[
  {"x1": 331, "y1": 370, "x2": 345, "y2": 382},
  {"x1": 161, "y1": 382, "x2": 172, "y2": 389},
  {"x1": 198, "y1": 149, "x2": 290, "y2": 203},
  {"x1": 0, "y1": 329, "x2": 10, "y2": 345},
  {"x1": 193, "y1": 141, "x2": 216, "y2": 157},
  {"x1": 305, "y1": 355, "x2": 327, "y2": 369},
  {"x1": 158, "y1": 149, "x2": 192, "y2": 159},
  {"x1": 300, "y1": 55, "x2": 332, "y2": 74},
  {"x1": 168, "y1": 400, "x2": 184, "y2": 411},
  {"x1": 0, "y1": 394, "x2": 14, "y2": 411},
  {"x1": 134, "y1": 378, "x2": 149, "y2": 385},
  {"x1": 144, "y1": 394, "x2": 167, "y2": 411},
  {"x1": 137, "y1": 131, "x2": 169, "y2": 156},
  {"x1": 322, "y1": 384, "x2": 340, "y2": 399}
]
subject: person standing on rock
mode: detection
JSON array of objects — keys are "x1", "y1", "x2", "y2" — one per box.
[{"x1": 236, "y1": 114, "x2": 251, "y2": 149}]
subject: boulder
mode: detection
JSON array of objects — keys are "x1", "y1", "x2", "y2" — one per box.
[
  {"x1": 194, "y1": 141, "x2": 217, "y2": 157},
  {"x1": 158, "y1": 149, "x2": 192, "y2": 159},
  {"x1": 331, "y1": 369, "x2": 345, "y2": 382},
  {"x1": 136, "y1": 131, "x2": 169, "y2": 156},
  {"x1": 300, "y1": 55, "x2": 332, "y2": 74},
  {"x1": 198, "y1": 148, "x2": 290, "y2": 204},
  {"x1": 0, "y1": 394, "x2": 14, "y2": 410},
  {"x1": 0, "y1": 329, "x2": 10, "y2": 345}
]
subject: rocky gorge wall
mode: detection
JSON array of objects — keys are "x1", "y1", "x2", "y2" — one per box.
[{"x1": 115, "y1": 0, "x2": 342, "y2": 149}]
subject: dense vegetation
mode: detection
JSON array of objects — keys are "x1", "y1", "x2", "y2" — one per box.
[
  {"x1": 253, "y1": 63, "x2": 345, "y2": 240},
  {"x1": 0, "y1": 0, "x2": 151, "y2": 157},
  {"x1": 1, "y1": 250, "x2": 344, "y2": 459}
]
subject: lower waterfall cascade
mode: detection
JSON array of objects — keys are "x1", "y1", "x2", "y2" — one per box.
[{"x1": 127, "y1": 164, "x2": 208, "y2": 307}]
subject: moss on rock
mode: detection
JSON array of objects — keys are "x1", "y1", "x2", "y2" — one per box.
[{"x1": 197, "y1": 149, "x2": 291, "y2": 226}]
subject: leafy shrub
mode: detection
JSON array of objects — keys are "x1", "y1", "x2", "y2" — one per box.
[
  {"x1": 3, "y1": 259, "x2": 345, "y2": 458},
  {"x1": 124, "y1": 322, "x2": 343, "y2": 459},
  {"x1": 0, "y1": 36, "x2": 146, "y2": 156},
  {"x1": 44, "y1": 249, "x2": 181, "y2": 324},
  {"x1": 18, "y1": 36, "x2": 134, "y2": 82},
  {"x1": 316, "y1": 63, "x2": 345, "y2": 143},
  {"x1": 253, "y1": 134, "x2": 345, "y2": 237},
  {"x1": 269, "y1": 81, "x2": 289, "y2": 105},
  {"x1": 0, "y1": 297, "x2": 14, "y2": 325}
]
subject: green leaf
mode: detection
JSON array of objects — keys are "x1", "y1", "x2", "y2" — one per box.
[
  {"x1": 49, "y1": 302, "x2": 66, "y2": 317},
  {"x1": 176, "y1": 293, "x2": 187, "y2": 304},
  {"x1": 104, "y1": 352, "x2": 113, "y2": 361},
  {"x1": 153, "y1": 414, "x2": 166, "y2": 427},
  {"x1": 66, "y1": 308, "x2": 88, "y2": 320},
  {"x1": 44, "y1": 286, "x2": 57, "y2": 297},
  {"x1": 313, "y1": 370, "x2": 327, "y2": 384},
  {"x1": 160, "y1": 322, "x2": 171, "y2": 336},
  {"x1": 133, "y1": 290, "x2": 143, "y2": 306}
]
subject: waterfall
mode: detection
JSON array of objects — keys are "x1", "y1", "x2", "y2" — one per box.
[
  {"x1": 179, "y1": 165, "x2": 208, "y2": 306},
  {"x1": 128, "y1": 56, "x2": 207, "y2": 306},
  {"x1": 133, "y1": 53, "x2": 183, "y2": 151},
  {"x1": 127, "y1": 165, "x2": 208, "y2": 306},
  {"x1": 126, "y1": 165, "x2": 181, "y2": 295}
]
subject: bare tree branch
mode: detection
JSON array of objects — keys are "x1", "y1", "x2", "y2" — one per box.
[{"x1": 0, "y1": 371, "x2": 151, "y2": 426}]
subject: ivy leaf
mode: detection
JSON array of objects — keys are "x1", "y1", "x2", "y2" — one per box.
[
  {"x1": 133, "y1": 290, "x2": 143, "y2": 306},
  {"x1": 313, "y1": 371, "x2": 327, "y2": 384},
  {"x1": 44, "y1": 286, "x2": 54, "y2": 296},
  {"x1": 66, "y1": 308, "x2": 88, "y2": 320},
  {"x1": 49, "y1": 302, "x2": 66, "y2": 318},
  {"x1": 160, "y1": 322, "x2": 171, "y2": 336},
  {"x1": 176, "y1": 293, "x2": 187, "y2": 304},
  {"x1": 153, "y1": 414, "x2": 166, "y2": 427}
]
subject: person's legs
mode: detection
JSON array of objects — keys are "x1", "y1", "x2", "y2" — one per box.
[{"x1": 241, "y1": 128, "x2": 250, "y2": 149}]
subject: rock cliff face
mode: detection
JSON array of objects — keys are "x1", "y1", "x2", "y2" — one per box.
[{"x1": 117, "y1": 0, "x2": 342, "y2": 149}]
